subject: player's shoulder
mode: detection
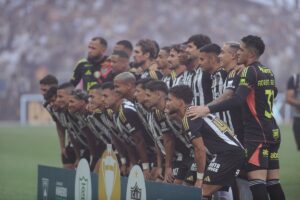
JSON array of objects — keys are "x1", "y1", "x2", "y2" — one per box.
[
  {"x1": 182, "y1": 115, "x2": 203, "y2": 132},
  {"x1": 153, "y1": 109, "x2": 165, "y2": 121},
  {"x1": 74, "y1": 58, "x2": 89, "y2": 67},
  {"x1": 149, "y1": 70, "x2": 163, "y2": 80},
  {"x1": 122, "y1": 100, "x2": 136, "y2": 110},
  {"x1": 120, "y1": 100, "x2": 137, "y2": 117}
]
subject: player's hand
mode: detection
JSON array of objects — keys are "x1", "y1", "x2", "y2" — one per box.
[
  {"x1": 194, "y1": 179, "x2": 203, "y2": 188},
  {"x1": 74, "y1": 158, "x2": 80, "y2": 168},
  {"x1": 120, "y1": 164, "x2": 128, "y2": 176},
  {"x1": 164, "y1": 167, "x2": 174, "y2": 183},
  {"x1": 151, "y1": 167, "x2": 163, "y2": 181},
  {"x1": 186, "y1": 106, "x2": 210, "y2": 120},
  {"x1": 61, "y1": 147, "x2": 68, "y2": 158},
  {"x1": 143, "y1": 169, "x2": 151, "y2": 180}
]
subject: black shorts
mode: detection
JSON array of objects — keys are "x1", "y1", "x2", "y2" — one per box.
[
  {"x1": 245, "y1": 141, "x2": 280, "y2": 172},
  {"x1": 172, "y1": 156, "x2": 194, "y2": 182},
  {"x1": 203, "y1": 149, "x2": 245, "y2": 186},
  {"x1": 62, "y1": 144, "x2": 76, "y2": 164},
  {"x1": 184, "y1": 160, "x2": 198, "y2": 185}
]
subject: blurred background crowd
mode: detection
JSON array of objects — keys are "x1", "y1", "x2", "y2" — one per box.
[{"x1": 0, "y1": 0, "x2": 299, "y2": 120}]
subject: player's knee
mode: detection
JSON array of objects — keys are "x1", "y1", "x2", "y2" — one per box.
[
  {"x1": 249, "y1": 179, "x2": 269, "y2": 200},
  {"x1": 266, "y1": 179, "x2": 285, "y2": 200}
]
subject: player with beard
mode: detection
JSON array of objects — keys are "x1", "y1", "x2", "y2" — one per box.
[
  {"x1": 71, "y1": 37, "x2": 113, "y2": 91},
  {"x1": 46, "y1": 82, "x2": 77, "y2": 169},
  {"x1": 134, "y1": 78, "x2": 153, "y2": 140},
  {"x1": 181, "y1": 34, "x2": 213, "y2": 105},
  {"x1": 87, "y1": 84, "x2": 129, "y2": 174},
  {"x1": 198, "y1": 42, "x2": 242, "y2": 200},
  {"x1": 144, "y1": 80, "x2": 194, "y2": 184},
  {"x1": 184, "y1": 35, "x2": 285, "y2": 200},
  {"x1": 197, "y1": 44, "x2": 233, "y2": 130},
  {"x1": 167, "y1": 44, "x2": 187, "y2": 86},
  {"x1": 101, "y1": 82, "x2": 156, "y2": 179},
  {"x1": 157, "y1": 47, "x2": 176, "y2": 88},
  {"x1": 68, "y1": 89, "x2": 107, "y2": 171},
  {"x1": 39, "y1": 75, "x2": 77, "y2": 170},
  {"x1": 131, "y1": 39, "x2": 163, "y2": 80},
  {"x1": 68, "y1": 89, "x2": 102, "y2": 170},
  {"x1": 167, "y1": 85, "x2": 245, "y2": 200}
]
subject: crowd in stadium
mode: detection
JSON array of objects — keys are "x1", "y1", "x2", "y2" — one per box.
[
  {"x1": 1, "y1": 0, "x2": 300, "y2": 120},
  {"x1": 39, "y1": 34, "x2": 285, "y2": 200}
]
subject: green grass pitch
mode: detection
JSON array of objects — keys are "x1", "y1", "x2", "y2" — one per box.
[{"x1": 0, "y1": 124, "x2": 299, "y2": 199}]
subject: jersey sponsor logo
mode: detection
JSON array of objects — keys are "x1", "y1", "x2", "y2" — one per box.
[
  {"x1": 270, "y1": 152, "x2": 279, "y2": 160},
  {"x1": 99, "y1": 145, "x2": 121, "y2": 200},
  {"x1": 126, "y1": 165, "x2": 146, "y2": 200},
  {"x1": 262, "y1": 149, "x2": 269, "y2": 157},
  {"x1": 207, "y1": 162, "x2": 221, "y2": 173},
  {"x1": 75, "y1": 159, "x2": 92, "y2": 200}
]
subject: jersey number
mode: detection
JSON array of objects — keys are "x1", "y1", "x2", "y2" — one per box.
[
  {"x1": 265, "y1": 89, "x2": 274, "y2": 119},
  {"x1": 212, "y1": 117, "x2": 234, "y2": 137}
]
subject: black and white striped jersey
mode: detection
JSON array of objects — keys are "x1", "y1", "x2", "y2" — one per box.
[
  {"x1": 211, "y1": 68, "x2": 233, "y2": 129},
  {"x1": 148, "y1": 109, "x2": 192, "y2": 159},
  {"x1": 191, "y1": 67, "x2": 212, "y2": 106},
  {"x1": 102, "y1": 108, "x2": 120, "y2": 138},
  {"x1": 172, "y1": 72, "x2": 185, "y2": 86},
  {"x1": 64, "y1": 112, "x2": 89, "y2": 148},
  {"x1": 148, "y1": 109, "x2": 170, "y2": 155},
  {"x1": 182, "y1": 114, "x2": 244, "y2": 155},
  {"x1": 86, "y1": 109, "x2": 112, "y2": 145},
  {"x1": 165, "y1": 114, "x2": 192, "y2": 158},
  {"x1": 181, "y1": 70, "x2": 194, "y2": 87},
  {"x1": 52, "y1": 108, "x2": 69, "y2": 130},
  {"x1": 43, "y1": 101, "x2": 59, "y2": 122},
  {"x1": 162, "y1": 71, "x2": 177, "y2": 88},
  {"x1": 114, "y1": 100, "x2": 156, "y2": 154},
  {"x1": 135, "y1": 102, "x2": 152, "y2": 137}
]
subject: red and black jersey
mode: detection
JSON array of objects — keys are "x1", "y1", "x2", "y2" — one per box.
[
  {"x1": 238, "y1": 62, "x2": 279, "y2": 143},
  {"x1": 209, "y1": 62, "x2": 280, "y2": 144}
]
